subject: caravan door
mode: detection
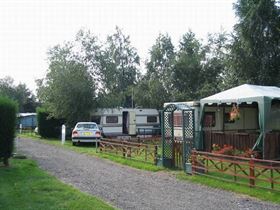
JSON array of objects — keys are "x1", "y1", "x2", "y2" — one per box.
[
  {"x1": 122, "y1": 111, "x2": 129, "y2": 134},
  {"x1": 128, "y1": 111, "x2": 136, "y2": 135}
]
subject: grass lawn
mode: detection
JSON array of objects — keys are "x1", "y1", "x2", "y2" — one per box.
[
  {"x1": 18, "y1": 133, "x2": 163, "y2": 172},
  {"x1": 0, "y1": 158, "x2": 116, "y2": 210}
]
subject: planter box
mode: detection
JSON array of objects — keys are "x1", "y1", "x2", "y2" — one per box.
[
  {"x1": 185, "y1": 162, "x2": 192, "y2": 174},
  {"x1": 156, "y1": 157, "x2": 163, "y2": 166}
]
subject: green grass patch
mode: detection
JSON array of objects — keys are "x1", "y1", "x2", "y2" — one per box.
[
  {"x1": 18, "y1": 133, "x2": 163, "y2": 172},
  {"x1": 176, "y1": 171, "x2": 280, "y2": 204},
  {"x1": 0, "y1": 158, "x2": 116, "y2": 210}
]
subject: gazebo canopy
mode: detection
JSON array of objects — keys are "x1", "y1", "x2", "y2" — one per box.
[
  {"x1": 199, "y1": 84, "x2": 280, "y2": 156},
  {"x1": 200, "y1": 84, "x2": 280, "y2": 105}
]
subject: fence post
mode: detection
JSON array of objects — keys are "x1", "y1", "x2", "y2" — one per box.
[
  {"x1": 154, "y1": 145, "x2": 158, "y2": 165},
  {"x1": 145, "y1": 145, "x2": 148, "y2": 161},
  {"x1": 270, "y1": 162, "x2": 274, "y2": 189},
  {"x1": 122, "y1": 142, "x2": 126, "y2": 158},
  {"x1": 61, "y1": 124, "x2": 66, "y2": 145},
  {"x1": 249, "y1": 155, "x2": 255, "y2": 187},
  {"x1": 96, "y1": 141, "x2": 99, "y2": 153},
  {"x1": 206, "y1": 153, "x2": 208, "y2": 173},
  {"x1": 233, "y1": 156, "x2": 237, "y2": 182},
  {"x1": 128, "y1": 146, "x2": 131, "y2": 158}
]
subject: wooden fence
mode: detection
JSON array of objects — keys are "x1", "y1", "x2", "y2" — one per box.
[
  {"x1": 98, "y1": 139, "x2": 158, "y2": 164},
  {"x1": 191, "y1": 150, "x2": 280, "y2": 191},
  {"x1": 104, "y1": 136, "x2": 161, "y2": 145}
]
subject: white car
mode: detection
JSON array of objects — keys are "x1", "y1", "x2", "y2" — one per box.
[{"x1": 71, "y1": 122, "x2": 101, "y2": 146}]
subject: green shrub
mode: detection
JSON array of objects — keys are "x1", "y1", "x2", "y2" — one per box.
[
  {"x1": 0, "y1": 96, "x2": 18, "y2": 166},
  {"x1": 36, "y1": 108, "x2": 64, "y2": 138}
]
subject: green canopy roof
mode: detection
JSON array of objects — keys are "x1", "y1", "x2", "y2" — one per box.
[{"x1": 199, "y1": 84, "x2": 280, "y2": 156}]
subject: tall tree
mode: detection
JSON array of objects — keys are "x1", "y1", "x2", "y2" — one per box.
[
  {"x1": 37, "y1": 44, "x2": 96, "y2": 125},
  {"x1": 133, "y1": 75, "x2": 172, "y2": 109},
  {"x1": 0, "y1": 76, "x2": 37, "y2": 112},
  {"x1": 231, "y1": 0, "x2": 280, "y2": 85},
  {"x1": 99, "y1": 27, "x2": 140, "y2": 107},
  {"x1": 146, "y1": 33, "x2": 175, "y2": 92},
  {"x1": 75, "y1": 29, "x2": 102, "y2": 86},
  {"x1": 201, "y1": 32, "x2": 230, "y2": 95},
  {"x1": 172, "y1": 31, "x2": 205, "y2": 101},
  {"x1": 135, "y1": 33, "x2": 175, "y2": 108}
]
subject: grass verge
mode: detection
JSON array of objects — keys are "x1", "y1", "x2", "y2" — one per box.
[
  {"x1": 176, "y1": 171, "x2": 280, "y2": 204},
  {"x1": 0, "y1": 158, "x2": 115, "y2": 210},
  {"x1": 18, "y1": 133, "x2": 163, "y2": 172}
]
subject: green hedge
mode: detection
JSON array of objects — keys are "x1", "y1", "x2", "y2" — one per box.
[
  {"x1": 0, "y1": 96, "x2": 18, "y2": 166},
  {"x1": 36, "y1": 108, "x2": 64, "y2": 138}
]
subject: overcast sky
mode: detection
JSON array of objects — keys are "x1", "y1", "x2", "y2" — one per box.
[{"x1": 0, "y1": 0, "x2": 237, "y2": 91}]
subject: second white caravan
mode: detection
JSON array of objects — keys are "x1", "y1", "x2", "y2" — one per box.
[{"x1": 90, "y1": 108, "x2": 160, "y2": 137}]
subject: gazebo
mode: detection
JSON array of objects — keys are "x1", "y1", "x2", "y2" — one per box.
[{"x1": 199, "y1": 84, "x2": 280, "y2": 159}]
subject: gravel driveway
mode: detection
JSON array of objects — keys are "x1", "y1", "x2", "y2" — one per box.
[{"x1": 16, "y1": 138, "x2": 280, "y2": 210}]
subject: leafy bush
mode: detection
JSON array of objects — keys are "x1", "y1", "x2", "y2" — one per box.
[
  {"x1": 36, "y1": 107, "x2": 64, "y2": 138},
  {"x1": 0, "y1": 96, "x2": 18, "y2": 166}
]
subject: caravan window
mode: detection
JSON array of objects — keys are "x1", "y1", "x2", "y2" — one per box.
[
  {"x1": 147, "y1": 116, "x2": 157, "y2": 123},
  {"x1": 106, "y1": 116, "x2": 118, "y2": 123}
]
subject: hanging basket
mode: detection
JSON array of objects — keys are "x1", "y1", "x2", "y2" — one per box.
[{"x1": 230, "y1": 104, "x2": 240, "y2": 121}]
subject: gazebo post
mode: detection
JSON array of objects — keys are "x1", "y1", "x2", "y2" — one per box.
[
  {"x1": 182, "y1": 110, "x2": 186, "y2": 171},
  {"x1": 171, "y1": 110, "x2": 175, "y2": 167}
]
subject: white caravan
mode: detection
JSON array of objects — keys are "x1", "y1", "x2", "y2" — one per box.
[{"x1": 90, "y1": 108, "x2": 160, "y2": 137}]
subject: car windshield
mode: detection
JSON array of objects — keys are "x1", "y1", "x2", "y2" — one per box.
[{"x1": 76, "y1": 123, "x2": 97, "y2": 130}]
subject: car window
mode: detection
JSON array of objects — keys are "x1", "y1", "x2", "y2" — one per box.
[{"x1": 77, "y1": 123, "x2": 97, "y2": 129}]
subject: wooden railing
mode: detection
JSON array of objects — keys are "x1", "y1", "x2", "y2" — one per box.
[
  {"x1": 98, "y1": 139, "x2": 158, "y2": 165},
  {"x1": 104, "y1": 136, "x2": 161, "y2": 145},
  {"x1": 191, "y1": 150, "x2": 280, "y2": 191}
]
